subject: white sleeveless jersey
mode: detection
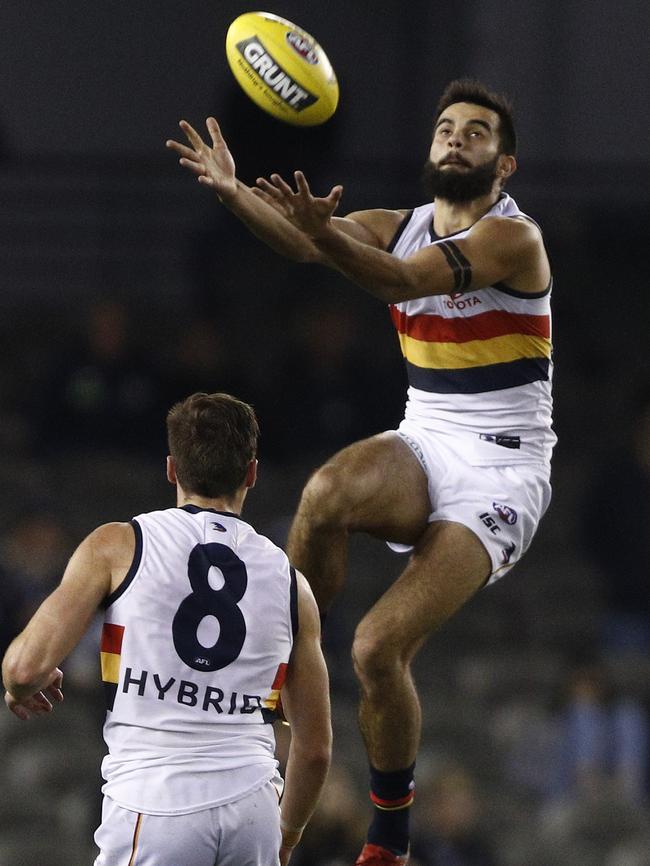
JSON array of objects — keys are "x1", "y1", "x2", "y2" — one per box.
[
  {"x1": 389, "y1": 193, "x2": 556, "y2": 467},
  {"x1": 99, "y1": 505, "x2": 297, "y2": 815}
]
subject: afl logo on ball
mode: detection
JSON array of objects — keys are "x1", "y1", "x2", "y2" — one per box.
[
  {"x1": 493, "y1": 502, "x2": 518, "y2": 525},
  {"x1": 286, "y1": 31, "x2": 319, "y2": 64}
]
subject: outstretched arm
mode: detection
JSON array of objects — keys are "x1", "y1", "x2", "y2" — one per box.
[
  {"x1": 2, "y1": 522, "x2": 134, "y2": 719},
  {"x1": 279, "y1": 171, "x2": 549, "y2": 302},
  {"x1": 166, "y1": 118, "x2": 390, "y2": 262},
  {"x1": 277, "y1": 572, "x2": 332, "y2": 864}
]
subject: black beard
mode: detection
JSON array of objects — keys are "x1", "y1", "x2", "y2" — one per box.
[{"x1": 421, "y1": 156, "x2": 500, "y2": 203}]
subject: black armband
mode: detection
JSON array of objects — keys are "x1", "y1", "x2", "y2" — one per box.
[{"x1": 438, "y1": 240, "x2": 472, "y2": 292}]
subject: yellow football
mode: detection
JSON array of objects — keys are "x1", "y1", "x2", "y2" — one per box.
[{"x1": 225, "y1": 11, "x2": 339, "y2": 126}]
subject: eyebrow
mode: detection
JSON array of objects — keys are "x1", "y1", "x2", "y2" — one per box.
[{"x1": 435, "y1": 116, "x2": 493, "y2": 132}]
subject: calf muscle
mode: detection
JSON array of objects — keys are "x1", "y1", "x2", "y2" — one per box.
[{"x1": 353, "y1": 521, "x2": 491, "y2": 770}]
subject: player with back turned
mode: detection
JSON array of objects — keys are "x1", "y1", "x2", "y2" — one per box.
[
  {"x1": 2, "y1": 392, "x2": 331, "y2": 866},
  {"x1": 167, "y1": 79, "x2": 556, "y2": 865}
]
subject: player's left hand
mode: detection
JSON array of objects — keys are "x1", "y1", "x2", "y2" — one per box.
[
  {"x1": 166, "y1": 118, "x2": 238, "y2": 202},
  {"x1": 4, "y1": 667, "x2": 64, "y2": 720},
  {"x1": 254, "y1": 171, "x2": 342, "y2": 238}
]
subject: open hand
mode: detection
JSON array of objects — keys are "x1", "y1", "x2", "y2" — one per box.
[
  {"x1": 251, "y1": 173, "x2": 295, "y2": 219},
  {"x1": 166, "y1": 118, "x2": 238, "y2": 201},
  {"x1": 253, "y1": 171, "x2": 342, "y2": 238}
]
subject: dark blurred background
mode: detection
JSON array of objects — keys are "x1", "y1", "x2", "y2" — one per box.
[{"x1": 0, "y1": 1, "x2": 649, "y2": 864}]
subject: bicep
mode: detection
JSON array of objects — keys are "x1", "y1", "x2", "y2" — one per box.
[
  {"x1": 2, "y1": 527, "x2": 121, "y2": 679},
  {"x1": 404, "y1": 218, "x2": 543, "y2": 297},
  {"x1": 332, "y1": 208, "x2": 405, "y2": 250},
  {"x1": 450, "y1": 228, "x2": 522, "y2": 289},
  {"x1": 331, "y1": 216, "x2": 379, "y2": 246},
  {"x1": 27, "y1": 581, "x2": 102, "y2": 653},
  {"x1": 33, "y1": 524, "x2": 129, "y2": 646}
]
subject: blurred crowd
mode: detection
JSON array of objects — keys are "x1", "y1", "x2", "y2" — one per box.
[{"x1": 0, "y1": 290, "x2": 403, "y2": 464}]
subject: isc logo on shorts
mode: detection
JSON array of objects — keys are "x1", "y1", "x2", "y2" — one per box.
[
  {"x1": 479, "y1": 512, "x2": 501, "y2": 534},
  {"x1": 479, "y1": 501, "x2": 518, "y2": 535}
]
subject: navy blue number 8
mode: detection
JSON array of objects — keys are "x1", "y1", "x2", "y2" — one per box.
[{"x1": 172, "y1": 543, "x2": 248, "y2": 672}]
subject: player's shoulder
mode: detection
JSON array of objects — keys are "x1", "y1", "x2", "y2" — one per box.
[
  {"x1": 84, "y1": 521, "x2": 136, "y2": 565},
  {"x1": 90, "y1": 521, "x2": 135, "y2": 544},
  {"x1": 236, "y1": 519, "x2": 293, "y2": 566},
  {"x1": 471, "y1": 212, "x2": 544, "y2": 250}
]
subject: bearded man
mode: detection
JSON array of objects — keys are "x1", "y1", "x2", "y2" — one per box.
[{"x1": 168, "y1": 78, "x2": 556, "y2": 866}]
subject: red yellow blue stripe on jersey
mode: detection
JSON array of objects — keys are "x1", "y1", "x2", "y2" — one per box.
[
  {"x1": 390, "y1": 305, "x2": 551, "y2": 394},
  {"x1": 101, "y1": 622, "x2": 125, "y2": 711},
  {"x1": 262, "y1": 661, "x2": 288, "y2": 711}
]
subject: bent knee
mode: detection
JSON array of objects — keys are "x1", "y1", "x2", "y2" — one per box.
[
  {"x1": 296, "y1": 461, "x2": 359, "y2": 527},
  {"x1": 352, "y1": 623, "x2": 409, "y2": 686}
]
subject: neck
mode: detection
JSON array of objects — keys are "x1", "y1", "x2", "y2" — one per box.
[
  {"x1": 432, "y1": 190, "x2": 501, "y2": 237},
  {"x1": 177, "y1": 491, "x2": 244, "y2": 515}
]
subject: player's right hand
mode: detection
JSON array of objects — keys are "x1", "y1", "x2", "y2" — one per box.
[
  {"x1": 4, "y1": 667, "x2": 64, "y2": 720},
  {"x1": 252, "y1": 172, "x2": 342, "y2": 238},
  {"x1": 166, "y1": 118, "x2": 238, "y2": 202},
  {"x1": 252, "y1": 174, "x2": 295, "y2": 219},
  {"x1": 279, "y1": 825, "x2": 303, "y2": 865}
]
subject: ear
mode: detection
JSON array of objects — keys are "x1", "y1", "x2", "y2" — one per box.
[
  {"x1": 245, "y1": 459, "x2": 258, "y2": 490},
  {"x1": 497, "y1": 153, "x2": 517, "y2": 181},
  {"x1": 166, "y1": 456, "x2": 177, "y2": 486}
]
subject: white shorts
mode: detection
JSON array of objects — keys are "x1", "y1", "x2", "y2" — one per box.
[
  {"x1": 94, "y1": 781, "x2": 282, "y2": 866},
  {"x1": 391, "y1": 419, "x2": 552, "y2": 583}
]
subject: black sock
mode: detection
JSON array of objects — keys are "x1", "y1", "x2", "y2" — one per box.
[{"x1": 367, "y1": 763, "x2": 415, "y2": 855}]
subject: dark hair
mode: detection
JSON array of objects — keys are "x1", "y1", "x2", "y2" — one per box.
[
  {"x1": 167, "y1": 392, "x2": 259, "y2": 498},
  {"x1": 436, "y1": 79, "x2": 517, "y2": 155}
]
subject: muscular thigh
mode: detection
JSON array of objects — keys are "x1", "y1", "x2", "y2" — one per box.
[{"x1": 319, "y1": 431, "x2": 431, "y2": 545}]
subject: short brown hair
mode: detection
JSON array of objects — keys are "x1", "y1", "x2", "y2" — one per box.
[
  {"x1": 436, "y1": 78, "x2": 517, "y2": 155},
  {"x1": 167, "y1": 392, "x2": 259, "y2": 498}
]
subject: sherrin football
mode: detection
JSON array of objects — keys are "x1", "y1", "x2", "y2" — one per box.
[{"x1": 225, "y1": 12, "x2": 339, "y2": 126}]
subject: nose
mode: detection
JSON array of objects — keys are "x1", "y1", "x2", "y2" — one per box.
[{"x1": 447, "y1": 132, "x2": 463, "y2": 148}]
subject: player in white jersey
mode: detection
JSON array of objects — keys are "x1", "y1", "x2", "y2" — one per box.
[
  {"x1": 2, "y1": 392, "x2": 331, "y2": 866},
  {"x1": 167, "y1": 79, "x2": 555, "y2": 865}
]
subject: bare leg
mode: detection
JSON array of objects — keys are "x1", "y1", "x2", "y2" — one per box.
[
  {"x1": 286, "y1": 432, "x2": 431, "y2": 611},
  {"x1": 288, "y1": 432, "x2": 492, "y2": 859},
  {"x1": 353, "y1": 520, "x2": 491, "y2": 771}
]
